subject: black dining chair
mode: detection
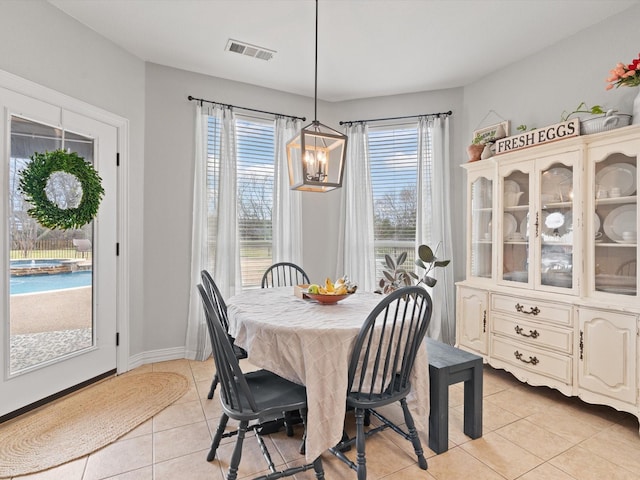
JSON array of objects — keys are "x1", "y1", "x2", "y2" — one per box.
[
  {"x1": 261, "y1": 262, "x2": 310, "y2": 288},
  {"x1": 329, "y1": 286, "x2": 433, "y2": 480},
  {"x1": 201, "y1": 270, "x2": 248, "y2": 400},
  {"x1": 197, "y1": 284, "x2": 325, "y2": 480},
  {"x1": 260, "y1": 262, "x2": 310, "y2": 436}
]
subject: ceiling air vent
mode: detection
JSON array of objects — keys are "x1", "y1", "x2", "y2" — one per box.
[{"x1": 225, "y1": 39, "x2": 275, "y2": 61}]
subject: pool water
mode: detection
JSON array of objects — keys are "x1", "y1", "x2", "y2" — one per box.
[{"x1": 10, "y1": 271, "x2": 92, "y2": 295}]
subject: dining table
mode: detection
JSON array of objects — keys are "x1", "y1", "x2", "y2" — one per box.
[{"x1": 226, "y1": 286, "x2": 430, "y2": 463}]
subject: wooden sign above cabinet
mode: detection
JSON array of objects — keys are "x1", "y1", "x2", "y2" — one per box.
[{"x1": 495, "y1": 119, "x2": 580, "y2": 155}]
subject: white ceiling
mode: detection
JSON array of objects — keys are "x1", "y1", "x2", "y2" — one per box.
[{"x1": 49, "y1": 0, "x2": 639, "y2": 102}]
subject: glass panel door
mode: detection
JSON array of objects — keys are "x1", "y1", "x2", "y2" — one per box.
[
  {"x1": 502, "y1": 169, "x2": 529, "y2": 283},
  {"x1": 594, "y1": 152, "x2": 637, "y2": 296},
  {"x1": 1, "y1": 86, "x2": 118, "y2": 419},
  {"x1": 470, "y1": 176, "x2": 492, "y2": 278},
  {"x1": 539, "y1": 162, "x2": 575, "y2": 290},
  {"x1": 8, "y1": 116, "x2": 94, "y2": 374}
]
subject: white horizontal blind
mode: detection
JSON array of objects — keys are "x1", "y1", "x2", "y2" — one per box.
[
  {"x1": 206, "y1": 114, "x2": 221, "y2": 267},
  {"x1": 368, "y1": 124, "x2": 419, "y2": 278},
  {"x1": 206, "y1": 114, "x2": 275, "y2": 288},
  {"x1": 235, "y1": 116, "x2": 275, "y2": 287}
]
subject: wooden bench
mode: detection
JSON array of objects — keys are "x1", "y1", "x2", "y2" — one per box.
[{"x1": 426, "y1": 337, "x2": 483, "y2": 454}]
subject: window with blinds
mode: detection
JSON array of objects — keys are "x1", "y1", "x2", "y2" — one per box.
[
  {"x1": 206, "y1": 114, "x2": 275, "y2": 288},
  {"x1": 368, "y1": 124, "x2": 420, "y2": 277}
]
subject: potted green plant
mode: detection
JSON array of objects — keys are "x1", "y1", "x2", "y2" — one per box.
[
  {"x1": 375, "y1": 251, "x2": 415, "y2": 294},
  {"x1": 560, "y1": 102, "x2": 605, "y2": 122},
  {"x1": 375, "y1": 243, "x2": 450, "y2": 294},
  {"x1": 414, "y1": 243, "x2": 451, "y2": 287},
  {"x1": 560, "y1": 102, "x2": 630, "y2": 134}
]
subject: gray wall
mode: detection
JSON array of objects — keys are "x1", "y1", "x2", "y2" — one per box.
[
  {"x1": 464, "y1": 7, "x2": 640, "y2": 141},
  {"x1": 1, "y1": 0, "x2": 639, "y2": 359},
  {"x1": 0, "y1": 0, "x2": 146, "y2": 355}
]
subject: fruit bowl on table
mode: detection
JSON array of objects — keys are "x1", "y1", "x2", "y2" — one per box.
[{"x1": 305, "y1": 292, "x2": 353, "y2": 305}]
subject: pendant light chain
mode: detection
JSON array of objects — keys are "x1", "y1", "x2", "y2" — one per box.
[{"x1": 314, "y1": 0, "x2": 318, "y2": 123}]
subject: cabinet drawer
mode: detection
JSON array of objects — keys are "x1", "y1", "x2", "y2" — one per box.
[
  {"x1": 491, "y1": 294, "x2": 572, "y2": 326},
  {"x1": 491, "y1": 336, "x2": 572, "y2": 384},
  {"x1": 492, "y1": 315, "x2": 573, "y2": 354}
]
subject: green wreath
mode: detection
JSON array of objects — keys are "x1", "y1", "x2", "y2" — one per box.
[{"x1": 18, "y1": 149, "x2": 105, "y2": 230}]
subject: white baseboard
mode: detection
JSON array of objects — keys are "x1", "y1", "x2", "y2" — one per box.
[{"x1": 127, "y1": 347, "x2": 186, "y2": 370}]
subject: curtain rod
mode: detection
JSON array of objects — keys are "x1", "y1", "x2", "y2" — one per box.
[
  {"x1": 187, "y1": 95, "x2": 306, "y2": 121},
  {"x1": 339, "y1": 110, "x2": 452, "y2": 126}
]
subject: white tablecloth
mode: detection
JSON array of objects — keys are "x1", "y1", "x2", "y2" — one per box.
[{"x1": 226, "y1": 287, "x2": 430, "y2": 463}]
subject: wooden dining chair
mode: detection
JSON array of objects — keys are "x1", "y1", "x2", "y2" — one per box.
[
  {"x1": 200, "y1": 270, "x2": 248, "y2": 400},
  {"x1": 329, "y1": 286, "x2": 433, "y2": 480},
  {"x1": 261, "y1": 262, "x2": 310, "y2": 288},
  {"x1": 197, "y1": 284, "x2": 325, "y2": 480},
  {"x1": 260, "y1": 262, "x2": 310, "y2": 436}
]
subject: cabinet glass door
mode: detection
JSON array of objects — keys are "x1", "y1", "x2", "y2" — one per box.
[
  {"x1": 538, "y1": 162, "x2": 575, "y2": 290},
  {"x1": 470, "y1": 176, "x2": 492, "y2": 279},
  {"x1": 502, "y1": 169, "x2": 529, "y2": 283},
  {"x1": 593, "y1": 151, "x2": 637, "y2": 296}
]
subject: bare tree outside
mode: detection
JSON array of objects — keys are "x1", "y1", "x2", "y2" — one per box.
[
  {"x1": 237, "y1": 171, "x2": 273, "y2": 241},
  {"x1": 9, "y1": 156, "x2": 89, "y2": 258},
  {"x1": 374, "y1": 185, "x2": 417, "y2": 240}
]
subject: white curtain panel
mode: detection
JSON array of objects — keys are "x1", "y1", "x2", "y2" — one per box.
[
  {"x1": 272, "y1": 117, "x2": 303, "y2": 265},
  {"x1": 337, "y1": 123, "x2": 377, "y2": 291},
  {"x1": 417, "y1": 116, "x2": 455, "y2": 344},
  {"x1": 213, "y1": 107, "x2": 242, "y2": 299},
  {"x1": 185, "y1": 104, "x2": 212, "y2": 360}
]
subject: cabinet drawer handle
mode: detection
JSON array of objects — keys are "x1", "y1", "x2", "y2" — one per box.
[
  {"x1": 514, "y1": 350, "x2": 539, "y2": 365},
  {"x1": 515, "y1": 325, "x2": 539, "y2": 338},
  {"x1": 483, "y1": 310, "x2": 487, "y2": 333},
  {"x1": 515, "y1": 303, "x2": 540, "y2": 316}
]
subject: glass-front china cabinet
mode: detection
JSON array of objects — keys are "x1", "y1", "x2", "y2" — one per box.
[
  {"x1": 499, "y1": 151, "x2": 580, "y2": 295},
  {"x1": 466, "y1": 166, "x2": 494, "y2": 281},
  {"x1": 589, "y1": 144, "x2": 637, "y2": 297},
  {"x1": 458, "y1": 126, "x2": 640, "y2": 429}
]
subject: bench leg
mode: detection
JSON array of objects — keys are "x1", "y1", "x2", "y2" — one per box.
[
  {"x1": 428, "y1": 367, "x2": 449, "y2": 454},
  {"x1": 463, "y1": 360, "x2": 483, "y2": 439}
]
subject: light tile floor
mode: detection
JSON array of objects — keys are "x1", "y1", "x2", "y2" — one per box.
[{"x1": 10, "y1": 358, "x2": 640, "y2": 480}]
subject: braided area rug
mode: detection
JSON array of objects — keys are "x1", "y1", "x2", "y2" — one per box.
[{"x1": 0, "y1": 371, "x2": 189, "y2": 478}]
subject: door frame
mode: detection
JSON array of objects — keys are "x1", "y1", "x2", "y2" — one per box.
[{"x1": 0, "y1": 69, "x2": 130, "y2": 378}]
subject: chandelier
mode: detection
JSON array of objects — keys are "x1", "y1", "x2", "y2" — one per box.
[{"x1": 286, "y1": 0, "x2": 347, "y2": 192}]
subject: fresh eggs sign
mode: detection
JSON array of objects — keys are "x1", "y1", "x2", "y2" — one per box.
[{"x1": 495, "y1": 119, "x2": 580, "y2": 155}]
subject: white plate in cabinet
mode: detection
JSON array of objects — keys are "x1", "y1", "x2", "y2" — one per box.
[
  {"x1": 491, "y1": 294, "x2": 572, "y2": 327},
  {"x1": 492, "y1": 315, "x2": 573, "y2": 354},
  {"x1": 491, "y1": 336, "x2": 573, "y2": 384}
]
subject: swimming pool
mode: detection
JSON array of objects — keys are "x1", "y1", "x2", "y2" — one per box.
[
  {"x1": 10, "y1": 258, "x2": 79, "y2": 277},
  {"x1": 11, "y1": 259, "x2": 65, "y2": 268},
  {"x1": 10, "y1": 271, "x2": 92, "y2": 295}
]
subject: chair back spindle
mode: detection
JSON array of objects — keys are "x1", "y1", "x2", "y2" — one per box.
[
  {"x1": 261, "y1": 262, "x2": 310, "y2": 288},
  {"x1": 201, "y1": 270, "x2": 230, "y2": 332},
  {"x1": 197, "y1": 284, "x2": 259, "y2": 414},
  {"x1": 348, "y1": 286, "x2": 432, "y2": 405}
]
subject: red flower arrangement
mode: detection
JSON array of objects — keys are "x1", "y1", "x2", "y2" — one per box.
[{"x1": 606, "y1": 53, "x2": 640, "y2": 90}]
